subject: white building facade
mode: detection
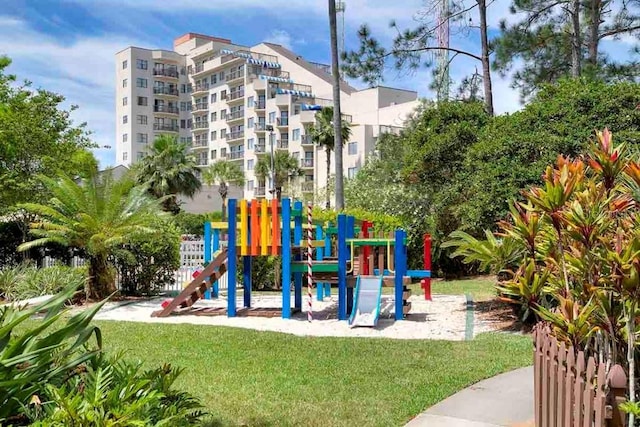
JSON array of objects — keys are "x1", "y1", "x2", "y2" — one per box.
[{"x1": 115, "y1": 33, "x2": 419, "y2": 200}]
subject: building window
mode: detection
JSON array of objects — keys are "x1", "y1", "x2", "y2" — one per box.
[
  {"x1": 180, "y1": 119, "x2": 186, "y2": 129},
  {"x1": 293, "y1": 104, "x2": 301, "y2": 115},
  {"x1": 221, "y1": 129, "x2": 227, "y2": 138},
  {"x1": 211, "y1": 112, "x2": 217, "y2": 121},
  {"x1": 247, "y1": 138, "x2": 254, "y2": 149},
  {"x1": 220, "y1": 109, "x2": 226, "y2": 119},
  {"x1": 122, "y1": 97, "x2": 128, "y2": 106},
  {"x1": 248, "y1": 117, "x2": 254, "y2": 128},
  {"x1": 292, "y1": 128, "x2": 300, "y2": 140},
  {"x1": 122, "y1": 78, "x2": 128, "y2": 88},
  {"x1": 187, "y1": 119, "x2": 192, "y2": 129},
  {"x1": 123, "y1": 152, "x2": 128, "y2": 161},
  {"x1": 219, "y1": 71, "x2": 225, "y2": 81},
  {"x1": 136, "y1": 59, "x2": 148, "y2": 70},
  {"x1": 211, "y1": 149, "x2": 217, "y2": 159},
  {"x1": 137, "y1": 152, "x2": 145, "y2": 161},
  {"x1": 136, "y1": 78, "x2": 147, "y2": 88},
  {"x1": 348, "y1": 142, "x2": 358, "y2": 155},
  {"x1": 137, "y1": 133, "x2": 148, "y2": 143},
  {"x1": 220, "y1": 147, "x2": 227, "y2": 157},
  {"x1": 247, "y1": 180, "x2": 254, "y2": 190},
  {"x1": 247, "y1": 96, "x2": 254, "y2": 108},
  {"x1": 348, "y1": 167, "x2": 359, "y2": 179},
  {"x1": 247, "y1": 159, "x2": 254, "y2": 170},
  {"x1": 180, "y1": 102, "x2": 186, "y2": 111},
  {"x1": 122, "y1": 60, "x2": 128, "y2": 69},
  {"x1": 211, "y1": 93, "x2": 217, "y2": 103},
  {"x1": 211, "y1": 74, "x2": 217, "y2": 84},
  {"x1": 122, "y1": 133, "x2": 128, "y2": 142},
  {"x1": 137, "y1": 96, "x2": 147, "y2": 106},
  {"x1": 220, "y1": 89, "x2": 227, "y2": 100},
  {"x1": 122, "y1": 115, "x2": 128, "y2": 124},
  {"x1": 136, "y1": 115, "x2": 147, "y2": 125},
  {"x1": 211, "y1": 131, "x2": 217, "y2": 140}
]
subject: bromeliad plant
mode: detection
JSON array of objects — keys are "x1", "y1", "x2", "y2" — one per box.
[{"x1": 446, "y1": 129, "x2": 640, "y2": 424}]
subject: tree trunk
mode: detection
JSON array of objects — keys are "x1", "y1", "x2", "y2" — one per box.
[
  {"x1": 276, "y1": 187, "x2": 282, "y2": 201},
  {"x1": 587, "y1": 0, "x2": 601, "y2": 66},
  {"x1": 478, "y1": 0, "x2": 494, "y2": 116},
  {"x1": 325, "y1": 146, "x2": 332, "y2": 209},
  {"x1": 570, "y1": 0, "x2": 582, "y2": 77},
  {"x1": 87, "y1": 253, "x2": 115, "y2": 300},
  {"x1": 219, "y1": 182, "x2": 228, "y2": 222},
  {"x1": 329, "y1": 0, "x2": 345, "y2": 210}
]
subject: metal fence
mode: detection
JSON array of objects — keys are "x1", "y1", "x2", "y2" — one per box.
[{"x1": 42, "y1": 238, "x2": 230, "y2": 294}]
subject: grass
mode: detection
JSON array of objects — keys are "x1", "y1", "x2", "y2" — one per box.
[
  {"x1": 382, "y1": 276, "x2": 498, "y2": 301},
  {"x1": 96, "y1": 321, "x2": 530, "y2": 427}
]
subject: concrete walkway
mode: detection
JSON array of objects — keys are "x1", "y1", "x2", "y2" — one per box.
[{"x1": 406, "y1": 366, "x2": 534, "y2": 427}]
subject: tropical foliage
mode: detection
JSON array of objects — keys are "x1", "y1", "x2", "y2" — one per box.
[
  {"x1": 309, "y1": 107, "x2": 352, "y2": 208},
  {"x1": 445, "y1": 129, "x2": 640, "y2": 423},
  {"x1": 202, "y1": 160, "x2": 245, "y2": 221},
  {"x1": 254, "y1": 151, "x2": 303, "y2": 200},
  {"x1": 135, "y1": 135, "x2": 201, "y2": 214},
  {"x1": 17, "y1": 174, "x2": 168, "y2": 300},
  {"x1": 0, "y1": 264, "x2": 86, "y2": 302}
]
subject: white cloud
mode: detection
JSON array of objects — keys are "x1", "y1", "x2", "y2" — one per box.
[
  {"x1": 0, "y1": 16, "x2": 148, "y2": 167},
  {"x1": 266, "y1": 30, "x2": 294, "y2": 50}
]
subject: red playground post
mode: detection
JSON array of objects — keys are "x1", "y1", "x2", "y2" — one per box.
[
  {"x1": 362, "y1": 220, "x2": 373, "y2": 275},
  {"x1": 423, "y1": 234, "x2": 432, "y2": 300}
]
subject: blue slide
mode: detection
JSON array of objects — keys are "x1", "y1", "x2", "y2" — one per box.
[{"x1": 348, "y1": 276, "x2": 384, "y2": 327}]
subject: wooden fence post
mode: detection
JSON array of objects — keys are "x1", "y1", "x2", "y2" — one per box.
[{"x1": 607, "y1": 364, "x2": 627, "y2": 427}]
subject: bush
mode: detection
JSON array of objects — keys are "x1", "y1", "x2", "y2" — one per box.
[
  {"x1": 114, "y1": 221, "x2": 181, "y2": 296},
  {"x1": 0, "y1": 264, "x2": 86, "y2": 302},
  {"x1": 174, "y1": 211, "x2": 222, "y2": 236}
]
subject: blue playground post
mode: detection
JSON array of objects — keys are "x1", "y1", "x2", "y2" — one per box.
[
  {"x1": 227, "y1": 199, "x2": 237, "y2": 317},
  {"x1": 281, "y1": 198, "x2": 292, "y2": 319},
  {"x1": 204, "y1": 221, "x2": 212, "y2": 299},
  {"x1": 212, "y1": 229, "x2": 220, "y2": 297},
  {"x1": 346, "y1": 215, "x2": 355, "y2": 315},
  {"x1": 394, "y1": 229, "x2": 407, "y2": 321},
  {"x1": 337, "y1": 214, "x2": 348, "y2": 320},
  {"x1": 243, "y1": 205, "x2": 251, "y2": 308},
  {"x1": 315, "y1": 225, "x2": 324, "y2": 301},
  {"x1": 293, "y1": 200, "x2": 303, "y2": 310},
  {"x1": 324, "y1": 222, "x2": 332, "y2": 298}
]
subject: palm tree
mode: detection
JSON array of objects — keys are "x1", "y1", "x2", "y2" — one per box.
[
  {"x1": 255, "y1": 151, "x2": 303, "y2": 200},
  {"x1": 202, "y1": 160, "x2": 245, "y2": 221},
  {"x1": 135, "y1": 135, "x2": 201, "y2": 214},
  {"x1": 18, "y1": 174, "x2": 168, "y2": 300},
  {"x1": 329, "y1": 0, "x2": 346, "y2": 210},
  {"x1": 309, "y1": 106, "x2": 352, "y2": 209}
]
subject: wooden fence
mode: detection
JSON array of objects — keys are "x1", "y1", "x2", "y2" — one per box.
[{"x1": 533, "y1": 326, "x2": 628, "y2": 427}]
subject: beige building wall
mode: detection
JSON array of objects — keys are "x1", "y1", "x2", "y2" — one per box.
[{"x1": 115, "y1": 33, "x2": 420, "y2": 205}]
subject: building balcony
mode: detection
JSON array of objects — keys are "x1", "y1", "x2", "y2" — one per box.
[
  {"x1": 301, "y1": 135, "x2": 314, "y2": 146},
  {"x1": 193, "y1": 102, "x2": 208, "y2": 112},
  {"x1": 153, "y1": 68, "x2": 179, "y2": 79},
  {"x1": 253, "y1": 101, "x2": 266, "y2": 111},
  {"x1": 191, "y1": 139, "x2": 208, "y2": 149},
  {"x1": 227, "y1": 90, "x2": 245, "y2": 104},
  {"x1": 226, "y1": 151, "x2": 245, "y2": 160},
  {"x1": 195, "y1": 157, "x2": 209, "y2": 166},
  {"x1": 153, "y1": 87, "x2": 179, "y2": 97},
  {"x1": 192, "y1": 121, "x2": 209, "y2": 130},
  {"x1": 153, "y1": 123, "x2": 179, "y2": 132},
  {"x1": 254, "y1": 123, "x2": 269, "y2": 132},
  {"x1": 226, "y1": 130, "x2": 245, "y2": 142},
  {"x1": 254, "y1": 144, "x2": 267, "y2": 154},
  {"x1": 192, "y1": 82, "x2": 210, "y2": 95},
  {"x1": 277, "y1": 140, "x2": 289, "y2": 150},
  {"x1": 275, "y1": 93, "x2": 291, "y2": 106},
  {"x1": 276, "y1": 117, "x2": 289, "y2": 127},
  {"x1": 301, "y1": 181, "x2": 314, "y2": 192},
  {"x1": 254, "y1": 186, "x2": 266, "y2": 197},
  {"x1": 300, "y1": 158, "x2": 314, "y2": 168},
  {"x1": 153, "y1": 105, "x2": 179, "y2": 115},
  {"x1": 226, "y1": 71, "x2": 244, "y2": 84},
  {"x1": 299, "y1": 109, "x2": 316, "y2": 124},
  {"x1": 226, "y1": 110, "x2": 245, "y2": 123}
]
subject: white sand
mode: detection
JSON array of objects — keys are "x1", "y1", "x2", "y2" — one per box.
[{"x1": 93, "y1": 293, "x2": 501, "y2": 341}]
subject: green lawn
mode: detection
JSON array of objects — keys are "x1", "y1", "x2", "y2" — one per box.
[
  {"x1": 97, "y1": 321, "x2": 530, "y2": 427},
  {"x1": 383, "y1": 276, "x2": 498, "y2": 301}
]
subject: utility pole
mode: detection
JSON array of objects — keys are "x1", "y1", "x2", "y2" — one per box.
[{"x1": 329, "y1": 0, "x2": 345, "y2": 210}]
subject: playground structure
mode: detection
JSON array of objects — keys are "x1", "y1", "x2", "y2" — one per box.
[{"x1": 152, "y1": 198, "x2": 431, "y2": 322}]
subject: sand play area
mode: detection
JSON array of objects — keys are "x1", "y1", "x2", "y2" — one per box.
[{"x1": 93, "y1": 293, "x2": 507, "y2": 341}]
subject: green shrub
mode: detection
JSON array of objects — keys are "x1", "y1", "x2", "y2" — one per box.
[
  {"x1": 174, "y1": 211, "x2": 222, "y2": 236},
  {"x1": 0, "y1": 264, "x2": 86, "y2": 302}
]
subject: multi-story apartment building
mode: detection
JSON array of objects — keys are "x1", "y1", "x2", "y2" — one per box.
[{"x1": 115, "y1": 33, "x2": 419, "y2": 200}]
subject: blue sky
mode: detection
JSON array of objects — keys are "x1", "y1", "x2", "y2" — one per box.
[{"x1": 0, "y1": 0, "x2": 636, "y2": 167}]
